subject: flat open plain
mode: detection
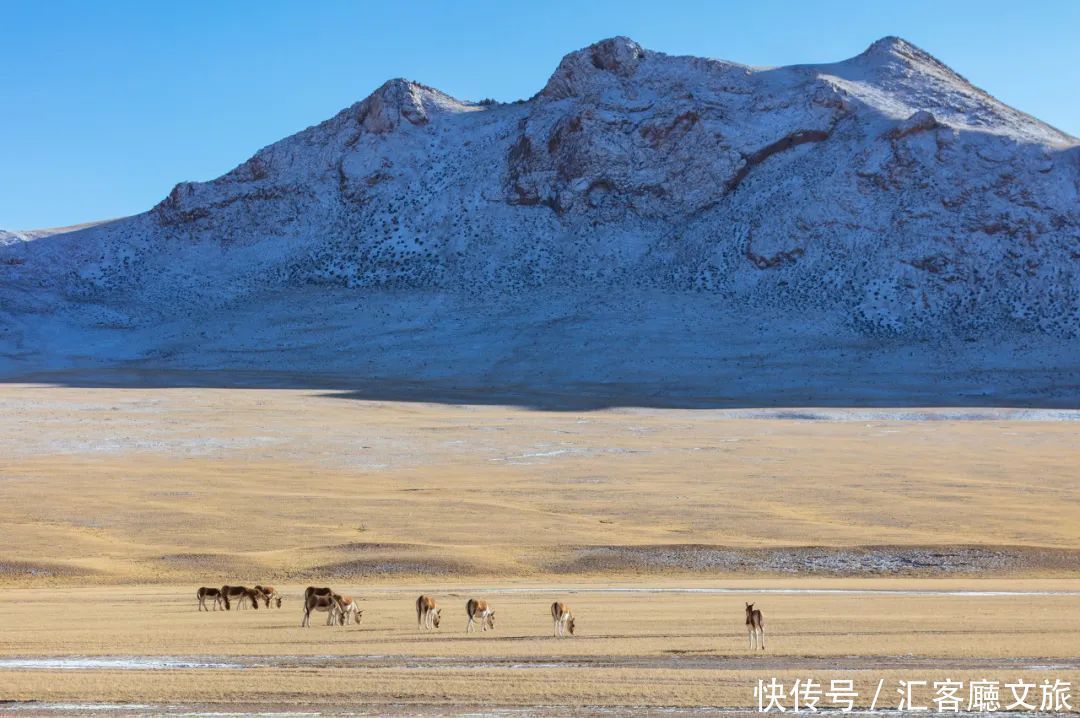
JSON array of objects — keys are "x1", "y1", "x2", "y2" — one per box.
[{"x1": 0, "y1": 382, "x2": 1077, "y2": 715}]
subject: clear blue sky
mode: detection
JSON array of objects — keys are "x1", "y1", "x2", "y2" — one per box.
[{"x1": 2, "y1": 0, "x2": 1077, "y2": 229}]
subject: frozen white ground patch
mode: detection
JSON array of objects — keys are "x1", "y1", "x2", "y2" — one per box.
[
  {"x1": 0, "y1": 707, "x2": 319, "y2": 717},
  {"x1": 0, "y1": 656, "x2": 253, "y2": 670},
  {"x1": 37, "y1": 436, "x2": 282, "y2": 456},
  {"x1": 490, "y1": 445, "x2": 648, "y2": 465},
  {"x1": 4, "y1": 653, "x2": 1078, "y2": 674},
  {"x1": 0, "y1": 705, "x2": 156, "y2": 713},
  {"x1": 0, "y1": 703, "x2": 1071, "y2": 717}
]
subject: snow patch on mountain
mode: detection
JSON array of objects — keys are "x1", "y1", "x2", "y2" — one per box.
[{"x1": 1, "y1": 36, "x2": 1078, "y2": 404}]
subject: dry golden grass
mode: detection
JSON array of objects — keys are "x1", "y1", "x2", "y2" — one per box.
[
  {"x1": 0, "y1": 383, "x2": 1078, "y2": 712},
  {"x1": 0, "y1": 384, "x2": 1077, "y2": 585},
  {"x1": 1, "y1": 582, "x2": 1078, "y2": 710}
]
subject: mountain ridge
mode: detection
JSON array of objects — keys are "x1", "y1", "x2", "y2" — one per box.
[{"x1": 1, "y1": 36, "x2": 1077, "y2": 406}]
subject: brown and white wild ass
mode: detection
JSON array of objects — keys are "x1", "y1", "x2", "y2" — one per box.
[
  {"x1": 465, "y1": 598, "x2": 495, "y2": 633},
  {"x1": 240, "y1": 587, "x2": 262, "y2": 609},
  {"x1": 550, "y1": 601, "x2": 575, "y2": 637},
  {"x1": 220, "y1": 585, "x2": 259, "y2": 610},
  {"x1": 301, "y1": 590, "x2": 343, "y2": 627},
  {"x1": 196, "y1": 587, "x2": 227, "y2": 611},
  {"x1": 745, "y1": 602, "x2": 765, "y2": 650},
  {"x1": 416, "y1": 595, "x2": 441, "y2": 630},
  {"x1": 254, "y1": 585, "x2": 283, "y2": 608},
  {"x1": 335, "y1": 595, "x2": 362, "y2": 625}
]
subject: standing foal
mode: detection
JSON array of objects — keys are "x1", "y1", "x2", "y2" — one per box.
[{"x1": 745, "y1": 602, "x2": 765, "y2": 650}]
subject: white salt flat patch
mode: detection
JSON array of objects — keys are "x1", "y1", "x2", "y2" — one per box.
[
  {"x1": 0, "y1": 656, "x2": 252, "y2": 670},
  {"x1": 176, "y1": 714, "x2": 321, "y2": 717},
  {"x1": 0, "y1": 704, "x2": 153, "y2": 712}
]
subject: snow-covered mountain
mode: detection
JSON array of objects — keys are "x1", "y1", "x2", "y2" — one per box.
[{"x1": 2, "y1": 37, "x2": 1078, "y2": 406}]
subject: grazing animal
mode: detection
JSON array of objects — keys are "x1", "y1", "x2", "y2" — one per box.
[
  {"x1": 301, "y1": 592, "x2": 343, "y2": 627},
  {"x1": 220, "y1": 585, "x2": 256, "y2": 610},
  {"x1": 416, "y1": 594, "x2": 441, "y2": 630},
  {"x1": 335, "y1": 595, "x2": 362, "y2": 625},
  {"x1": 745, "y1": 602, "x2": 765, "y2": 650},
  {"x1": 465, "y1": 598, "x2": 495, "y2": 633},
  {"x1": 551, "y1": 601, "x2": 575, "y2": 637},
  {"x1": 305, "y1": 586, "x2": 334, "y2": 603},
  {"x1": 254, "y1": 585, "x2": 283, "y2": 608},
  {"x1": 239, "y1": 587, "x2": 262, "y2": 609},
  {"x1": 196, "y1": 587, "x2": 227, "y2": 611}
]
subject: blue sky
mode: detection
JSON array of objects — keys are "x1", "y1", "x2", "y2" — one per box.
[{"x1": 2, "y1": 0, "x2": 1078, "y2": 229}]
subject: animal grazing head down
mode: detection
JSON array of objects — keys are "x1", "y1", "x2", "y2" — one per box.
[
  {"x1": 433, "y1": 608, "x2": 441, "y2": 628},
  {"x1": 487, "y1": 610, "x2": 495, "y2": 629},
  {"x1": 274, "y1": 595, "x2": 283, "y2": 608},
  {"x1": 567, "y1": 615, "x2": 575, "y2": 635}
]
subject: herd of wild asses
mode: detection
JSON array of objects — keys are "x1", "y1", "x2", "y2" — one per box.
[
  {"x1": 195, "y1": 585, "x2": 767, "y2": 647},
  {"x1": 196, "y1": 585, "x2": 282, "y2": 611}
]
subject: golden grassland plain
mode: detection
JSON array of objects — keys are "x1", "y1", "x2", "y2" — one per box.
[
  {"x1": 1, "y1": 583, "x2": 1079, "y2": 711},
  {"x1": 0, "y1": 382, "x2": 1078, "y2": 712}
]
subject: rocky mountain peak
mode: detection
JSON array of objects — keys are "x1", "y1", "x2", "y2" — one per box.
[
  {"x1": 355, "y1": 78, "x2": 467, "y2": 133},
  {"x1": 867, "y1": 35, "x2": 961, "y2": 77},
  {"x1": 541, "y1": 36, "x2": 647, "y2": 99}
]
